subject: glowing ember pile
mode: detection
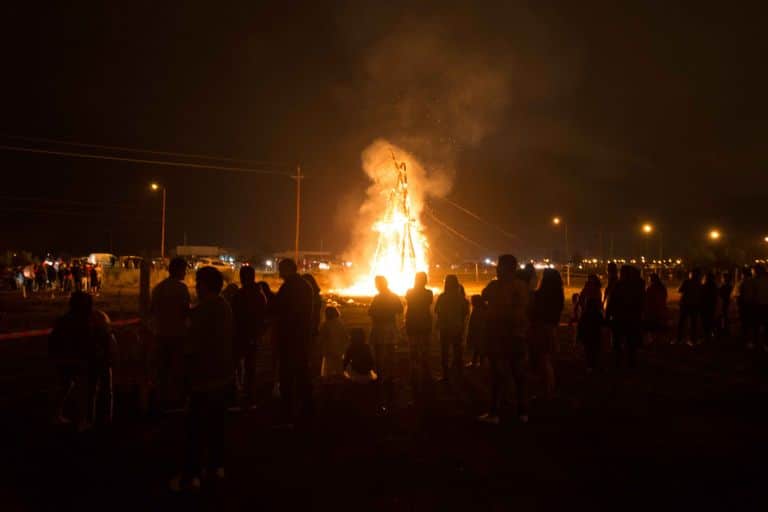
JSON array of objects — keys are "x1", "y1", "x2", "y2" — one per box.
[{"x1": 339, "y1": 147, "x2": 430, "y2": 296}]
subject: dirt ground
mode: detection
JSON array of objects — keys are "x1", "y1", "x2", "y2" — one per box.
[{"x1": 1, "y1": 287, "x2": 767, "y2": 511}]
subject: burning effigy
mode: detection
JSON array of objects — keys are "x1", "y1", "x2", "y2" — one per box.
[{"x1": 335, "y1": 139, "x2": 450, "y2": 296}]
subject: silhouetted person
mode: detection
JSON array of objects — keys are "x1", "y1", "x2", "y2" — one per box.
[
  {"x1": 257, "y1": 280, "x2": 275, "y2": 302},
  {"x1": 89, "y1": 265, "x2": 100, "y2": 294},
  {"x1": 578, "y1": 274, "x2": 604, "y2": 372},
  {"x1": 303, "y1": 273, "x2": 323, "y2": 377},
  {"x1": 530, "y1": 268, "x2": 564, "y2": 399},
  {"x1": 343, "y1": 328, "x2": 377, "y2": 383},
  {"x1": 738, "y1": 266, "x2": 757, "y2": 348},
  {"x1": 523, "y1": 262, "x2": 538, "y2": 292},
  {"x1": 677, "y1": 268, "x2": 703, "y2": 345},
  {"x1": 479, "y1": 254, "x2": 530, "y2": 424},
  {"x1": 644, "y1": 273, "x2": 668, "y2": 344},
  {"x1": 368, "y1": 275, "x2": 403, "y2": 412},
  {"x1": 435, "y1": 274, "x2": 469, "y2": 381},
  {"x1": 719, "y1": 272, "x2": 733, "y2": 336},
  {"x1": 701, "y1": 272, "x2": 719, "y2": 341},
  {"x1": 405, "y1": 272, "x2": 433, "y2": 385},
  {"x1": 319, "y1": 306, "x2": 348, "y2": 380},
  {"x1": 272, "y1": 259, "x2": 315, "y2": 424},
  {"x1": 170, "y1": 266, "x2": 234, "y2": 492},
  {"x1": 606, "y1": 265, "x2": 645, "y2": 367},
  {"x1": 466, "y1": 295, "x2": 487, "y2": 368},
  {"x1": 46, "y1": 263, "x2": 57, "y2": 290},
  {"x1": 150, "y1": 257, "x2": 190, "y2": 409},
  {"x1": 231, "y1": 265, "x2": 267, "y2": 405},
  {"x1": 71, "y1": 262, "x2": 83, "y2": 292},
  {"x1": 754, "y1": 264, "x2": 768, "y2": 350}
]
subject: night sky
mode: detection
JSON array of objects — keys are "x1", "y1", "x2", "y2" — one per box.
[{"x1": 2, "y1": 2, "x2": 765, "y2": 261}]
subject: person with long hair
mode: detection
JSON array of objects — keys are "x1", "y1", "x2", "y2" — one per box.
[
  {"x1": 644, "y1": 273, "x2": 668, "y2": 345},
  {"x1": 578, "y1": 274, "x2": 604, "y2": 371},
  {"x1": 435, "y1": 275, "x2": 469, "y2": 381},
  {"x1": 530, "y1": 268, "x2": 564, "y2": 399}
]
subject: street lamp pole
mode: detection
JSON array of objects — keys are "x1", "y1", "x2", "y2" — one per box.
[{"x1": 160, "y1": 186, "x2": 166, "y2": 259}]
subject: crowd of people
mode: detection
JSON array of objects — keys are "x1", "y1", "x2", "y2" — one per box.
[
  {"x1": 10, "y1": 260, "x2": 103, "y2": 295},
  {"x1": 45, "y1": 253, "x2": 768, "y2": 492}
]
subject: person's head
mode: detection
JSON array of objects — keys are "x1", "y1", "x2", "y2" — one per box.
[
  {"x1": 755, "y1": 264, "x2": 766, "y2": 277},
  {"x1": 196, "y1": 266, "x2": 224, "y2": 300},
  {"x1": 650, "y1": 273, "x2": 662, "y2": 286},
  {"x1": 470, "y1": 294, "x2": 484, "y2": 308},
  {"x1": 497, "y1": 254, "x2": 518, "y2": 280},
  {"x1": 257, "y1": 281, "x2": 273, "y2": 299},
  {"x1": 350, "y1": 327, "x2": 366, "y2": 345},
  {"x1": 607, "y1": 262, "x2": 618, "y2": 277},
  {"x1": 539, "y1": 268, "x2": 563, "y2": 292},
  {"x1": 278, "y1": 258, "x2": 298, "y2": 280},
  {"x1": 240, "y1": 265, "x2": 256, "y2": 285},
  {"x1": 68, "y1": 291, "x2": 93, "y2": 317},
  {"x1": 374, "y1": 275, "x2": 389, "y2": 294},
  {"x1": 169, "y1": 257, "x2": 187, "y2": 280},
  {"x1": 691, "y1": 267, "x2": 702, "y2": 281},
  {"x1": 586, "y1": 273, "x2": 601, "y2": 289},
  {"x1": 413, "y1": 272, "x2": 427, "y2": 289},
  {"x1": 705, "y1": 271, "x2": 716, "y2": 284},
  {"x1": 443, "y1": 274, "x2": 460, "y2": 294},
  {"x1": 723, "y1": 272, "x2": 732, "y2": 284},
  {"x1": 302, "y1": 273, "x2": 320, "y2": 294},
  {"x1": 325, "y1": 306, "x2": 340, "y2": 321}
]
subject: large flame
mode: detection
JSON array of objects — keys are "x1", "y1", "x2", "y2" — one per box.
[{"x1": 338, "y1": 141, "x2": 434, "y2": 296}]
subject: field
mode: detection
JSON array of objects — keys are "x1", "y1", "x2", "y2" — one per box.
[{"x1": 1, "y1": 276, "x2": 767, "y2": 511}]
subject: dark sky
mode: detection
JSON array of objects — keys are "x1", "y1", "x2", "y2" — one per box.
[{"x1": 2, "y1": 1, "x2": 766, "y2": 260}]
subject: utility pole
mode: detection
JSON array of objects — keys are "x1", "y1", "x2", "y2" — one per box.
[
  {"x1": 160, "y1": 186, "x2": 166, "y2": 259},
  {"x1": 293, "y1": 165, "x2": 303, "y2": 266}
]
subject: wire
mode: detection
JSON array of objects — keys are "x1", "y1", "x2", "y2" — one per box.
[
  {"x1": 434, "y1": 196, "x2": 517, "y2": 240},
  {"x1": 0, "y1": 145, "x2": 294, "y2": 176},
  {"x1": 424, "y1": 208, "x2": 488, "y2": 251},
  {"x1": 0, "y1": 196, "x2": 144, "y2": 208},
  {"x1": 1, "y1": 134, "x2": 293, "y2": 168}
]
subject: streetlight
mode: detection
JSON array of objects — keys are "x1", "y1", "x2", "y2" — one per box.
[
  {"x1": 709, "y1": 229, "x2": 721, "y2": 241},
  {"x1": 641, "y1": 222, "x2": 655, "y2": 260},
  {"x1": 150, "y1": 182, "x2": 167, "y2": 259},
  {"x1": 552, "y1": 216, "x2": 569, "y2": 286}
]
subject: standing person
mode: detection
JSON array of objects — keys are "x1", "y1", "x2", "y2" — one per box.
[
  {"x1": 644, "y1": 273, "x2": 669, "y2": 344},
  {"x1": 170, "y1": 266, "x2": 234, "y2": 492},
  {"x1": 530, "y1": 268, "x2": 564, "y2": 400},
  {"x1": 578, "y1": 274, "x2": 604, "y2": 372},
  {"x1": 737, "y1": 266, "x2": 757, "y2": 349},
  {"x1": 368, "y1": 276, "x2": 403, "y2": 413},
  {"x1": 318, "y1": 306, "x2": 349, "y2": 378},
  {"x1": 49, "y1": 291, "x2": 116, "y2": 430},
  {"x1": 753, "y1": 264, "x2": 768, "y2": 350},
  {"x1": 405, "y1": 272, "x2": 433, "y2": 385},
  {"x1": 46, "y1": 263, "x2": 57, "y2": 290},
  {"x1": 523, "y1": 262, "x2": 538, "y2": 292},
  {"x1": 701, "y1": 272, "x2": 719, "y2": 342},
  {"x1": 71, "y1": 262, "x2": 83, "y2": 292},
  {"x1": 271, "y1": 259, "x2": 315, "y2": 425},
  {"x1": 479, "y1": 254, "x2": 530, "y2": 424},
  {"x1": 89, "y1": 265, "x2": 100, "y2": 295},
  {"x1": 303, "y1": 274, "x2": 323, "y2": 378},
  {"x1": 466, "y1": 295, "x2": 487, "y2": 368},
  {"x1": 719, "y1": 272, "x2": 734, "y2": 337},
  {"x1": 231, "y1": 265, "x2": 267, "y2": 406},
  {"x1": 58, "y1": 264, "x2": 69, "y2": 292},
  {"x1": 435, "y1": 275, "x2": 469, "y2": 381},
  {"x1": 150, "y1": 257, "x2": 191, "y2": 410},
  {"x1": 606, "y1": 266, "x2": 646, "y2": 367},
  {"x1": 677, "y1": 268, "x2": 703, "y2": 346}
]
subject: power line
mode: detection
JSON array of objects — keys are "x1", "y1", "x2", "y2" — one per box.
[
  {"x1": 434, "y1": 196, "x2": 517, "y2": 240},
  {"x1": 0, "y1": 145, "x2": 293, "y2": 176},
  {"x1": 0, "y1": 195, "x2": 144, "y2": 208},
  {"x1": 1, "y1": 134, "x2": 292, "y2": 168},
  {"x1": 424, "y1": 208, "x2": 488, "y2": 251}
]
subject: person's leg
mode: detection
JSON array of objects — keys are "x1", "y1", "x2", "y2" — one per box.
[
  {"x1": 452, "y1": 334, "x2": 463, "y2": 376},
  {"x1": 691, "y1": 309, "x2": 700, "y2": 344},
  {"x1": 278, "y1": 347, "x2": 296, "y2": 422},
  {"x1": 440, "y1": 331, "x2": 450, "y2": 378},
  {"x1": 488, "y1": 354, "x2": 502, "y2": 416},
  {"x1": 509, "y1": 351, "x2": 528, "y2": 419},
  {"x1": 207, "y1": 390, "x2": 229, "y2": 472},
  {"x1": 613, "y1": 327, "x2": 624, "y2": 367},
  {"x1": 54, "y1": 367, "x2": 75, "y2": 421},
  {"x1": 408, "y1": 335, "x2": 420, "y2": 385},
  {"x1": 183, "y1": 392, "x2": 204, "y2": 481},
  {"x1": 419, "y1": 334, "x2": 431, "y2": 380},
  {"x1": 296, "y1": 346, "x2": 314, "y2": 420},
  {"x1": 244, "y1": 343, "x2": 258, "y2": 403},
  {"x1": 677, "y1": 307, "x2": 688, "y2": 343}
]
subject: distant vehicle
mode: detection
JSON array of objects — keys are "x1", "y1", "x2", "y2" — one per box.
[
  {"x1": 195, "y1": 258, "x2": 233, "y2": 272},
  {"x1": 118, "y1": 256, "x2": 143, "y2": 269},
  {"x1": 88, "y1": 253, "x2": 117, "y2": 268}
]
